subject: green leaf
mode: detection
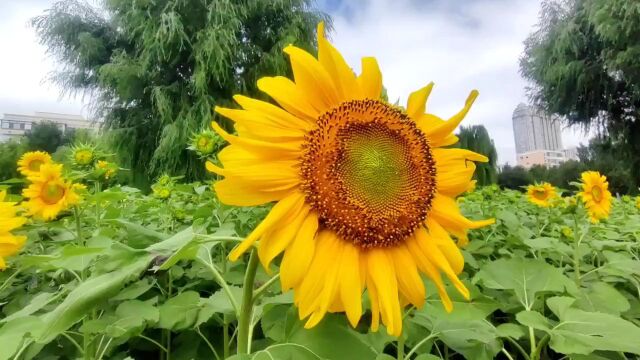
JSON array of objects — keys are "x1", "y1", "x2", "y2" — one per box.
[
  {"x1": 473, "y1": 258, "x2": 573, "y2": 309},
  {"x1": 107, "y1": 299, "x2": 159, "y2": 337},
  {"x1": 0, "y1": 317, "x2": 43, "y2": 360},
  {"x1": 495, "y1": 323, "x2": 526, "y2": 339},
  {"x1": 575, "y1": 282, "x2": 630, "y2": 315},
  {"x1": 252, "y1": 344, "x2": 326, "y2": 360},
  {"x1": 111, "y1": 278, "x2": 154, "y2": 301},
  {"x1": 1, "y1": 292, "x2": 62, "y2": 323},
  {"x1": 34, "y1": 254, "x2": 152, "y2": 344},
  {"x1": 515, "y1": 311, "x2": 552, "y2": 330},
  {"x1": 157, "y1": 291, "x2": 201, "y2": 330}
]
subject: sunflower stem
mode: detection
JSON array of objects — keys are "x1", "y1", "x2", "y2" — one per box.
[
  {"x1": 237, "y1": 249, "x2": 259, "y2": 355},
  {"x1": 572, "y1": 215, "x2": 581, "y2": 288},
  {"x1": 396, "y1": 333, "x2": 405, "y2": 360}
]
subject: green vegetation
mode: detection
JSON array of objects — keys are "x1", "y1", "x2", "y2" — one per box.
[
  {"x1": 521, "y1": 0, "x2": 640, "y2": 188},
  {"x1": 456, "y1": 125, "x2": 498, "y2": 186},
  {"x1": 31, "y1": 0, "x2": 327, "y2": 188},
  {"x1": 2, "y1": 184, "x2": 640, "y2": 359}
]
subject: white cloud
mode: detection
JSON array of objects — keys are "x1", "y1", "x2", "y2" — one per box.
[
  {"x1": 326, "y1": 0, "x2": 589, "y2": 164},
  {"x1": 0, "y1": 1, "x2": 86, "y2": 117}
]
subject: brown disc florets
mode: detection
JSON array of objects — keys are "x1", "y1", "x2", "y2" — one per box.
[{"x1": 300, "y1": 99, "x2": 437, "y2": 248}]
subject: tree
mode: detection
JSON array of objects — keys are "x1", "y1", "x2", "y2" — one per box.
[
  {"x1": 520, "y1": 0, "x2": 640, "y2": 184},
  {"x1": 456, "y1": 125, "x2": 498, "y2": 185},
  {"x1": 498, "y1": 165, "x2": 532, "y2": 190},
  {"x1": 32, "y1": 0, "x2": 327, "y2": 187},
  {"x1": 25, "y1": 121, "x2": 66, "y2": 154}
]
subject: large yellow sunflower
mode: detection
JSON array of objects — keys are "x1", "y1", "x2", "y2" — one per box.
[
  {"x1": 22, "y1": 163, "x2": 80, "y2": 221},
  {"x1": 578, "y1": 171, "x2": 612, "y2": 223},
  {"x1": 526, "y1": 182, "x2": 557, "y2": 207},
  {"x1": 0, "y1": 191, "x2": 27, "y2": 270},
  {"x1": 207, "y1": 23, "x2": 494, "y2": 336},
  {"x1": 17, "y1": 151, "x2": 52, "y2": 178}
]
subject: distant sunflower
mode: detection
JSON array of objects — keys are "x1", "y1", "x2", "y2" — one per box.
[
  {"x1": 70, "y1": 144, "x2": 96, "y2": 167},
  {"x1": 17, "y1": 151, "x2": 52, "y2": 177},
  {"x1": 526, "y1": 182, "x2": 557, "y2": 207},
  {"x1": 578, "y1": 171, "x2": 612, "y2": 223},
  {"x1": 206, "y1": 23, "x2": 493, "y2": 336},
  {"x1": 0, "y1": 191, "x2": 27, "y2": 270},
  {"x1": 22, "y1": 163, "x2": 80, "y2": 220}
]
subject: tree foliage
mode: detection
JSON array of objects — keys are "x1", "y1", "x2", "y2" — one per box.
[
  {"x1": 32, "y1": 0, "x2": 327, "y2": 187},
  {"x1": 456, "y1": 125, "x2": 498, "y2": 185},
  {"x1": 498, "y1": 165, "x2": 532, "y2": 190},
  {"x1": 25, "y1": 121, "x2": 67, "y2": 154},
  {"x1": 520, "y1": 0, "x2": 640, "y2": 182}
]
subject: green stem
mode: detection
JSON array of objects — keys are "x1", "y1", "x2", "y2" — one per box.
[
  {"x1": 404, "y1": 333, "x2": 438, "y2": 360},
  {"x1": 397, "y1": 333, "x2": 405, "y2": 360},
  {"x1": 138, "y1": 334, "x2": 168, "y2": 353},
  {"x1": 196, "y1": 327, "x2": 220, "y2": 360},
  {"x1": 61, "y1": 332, "x2": 84, "y2": 355},
  {"x1": 528, "y1": 327, "x2": 537, "y2": 359},
  {"x1": 237, "y1": 250, "x2": 260, "y2": 355},
  {"x1": 253, "y1": 274, "x2": 280, "y2": 302},
  {"x1": 223, "y1": 315, "x2": 230, "y2": 359},
  {"x1": 573, "y1": 216, "x2": 581, "y2": 287},
  {"x1": 74, "y1": 206, "x2": 93, "y2": 360},
  {"x1": 501, "y1": 348, "x2": 515, "y2": 360},
  {"x1": 197, "y1": 253, "x2": 240, "y2": 315},
  {"x1": 504, "y1": 337, "x2": 530, "y2": 360},
  {"x1": 0, "y1": 268, "x2": 22, "y2": 293},
  {"x1": 530, "y1": 334, "x2": 550, "y2": 360}
]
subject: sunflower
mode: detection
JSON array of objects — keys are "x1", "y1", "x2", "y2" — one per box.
[
  {"x1": 526, "y1": 182, "x2": 557, "y2": 207},
  {"x1": 22, "y1": 163, "x2": 80, "y2": 220},
  {"x1": 207, "y1": 22, "x2": 493, "y2": 336},
  {"x1": 0, "y1": 191, "x2": 27, "y2": 270},
  {"x1": 70, "y1": 144, "x2": 96, "y2": 167},
  {"x1": 578, "y1": 171, "x2": 612, "y2": 223},
  {"x1": 95, "y1": 160, "x2": 117, "y2": 180},
  {"x1": 17, "y1": 151, "x2": 52, "y2": 177},
  {"x1": 189, "y1": 129, "x2": 220, "y2": 157}
]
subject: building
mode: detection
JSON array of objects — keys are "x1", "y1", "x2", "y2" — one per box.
[
  {"x1": 563, "y1": 146, "x2": 579, "y2": 161},
  {"x1": 512, "y1": 103, "x2": 570, "y2": 168},
  {"x1": 0, "y1": 112, "x2": 98, "y2": 142},
  {"x1": 517, "y1": 150, "x2": 566, "y2": 168},
  {"x1": 512, "y1": 103, "x2": 563, "y2": 153}
]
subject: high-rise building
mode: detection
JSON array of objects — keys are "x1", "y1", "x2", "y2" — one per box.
[
  {"x1": 0, "y1": 112, "x2": 98, "y2": 142},
  {"x1": 512, "y1": 104, "x2": 566, "y2": 168},
  {"x1": 512, "y1": 103, "x2": 563, "y2": 153}
]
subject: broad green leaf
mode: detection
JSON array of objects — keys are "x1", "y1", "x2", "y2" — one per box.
[
  {"x1": 106, "y1": 299, "x2": 159, "y2": 337},
  {"x1": 473, "y1": 258, "x2": 573, "y2": 309},
  {"x1": 495, "y1": 323, "x2": 526, "y2": 339},
  {"x1": 1, "y1": 292, "x2": 62, "y2": 323},
  {"x1": 34, "y1": 254, "x2": 152, "y2": 344},
  {"x1": 157, "y1": 291, "x2": 201, "y2": 330},
  {"x1": 111, "y1": 278, "x2": 154, "y2": 301},
  {"x1": 253, "y1": 344, "x2": 325, "y2": 360},
  {"x1": 196, "y1": 286, "x2": 243, "y2": 326},
  {"x1": 575, "y1": 282, "x2": 630, "y2": 315},
  {"x1": 515, "y1": 311, "x2": 552, "y2": 330},
  {"x1": 0, "y1": 316, "x2": 42, "y2": 360}
]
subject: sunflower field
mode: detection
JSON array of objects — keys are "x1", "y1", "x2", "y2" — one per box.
[{"x1": 3, "y1": 21, "x2": 640, "y2": 360}]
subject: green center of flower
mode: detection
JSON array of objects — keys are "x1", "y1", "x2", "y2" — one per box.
[
  {"x1": 41, "y1": 182, "x2": 65, "y2": 205},
  {"x1": 301, "y1": 99, "x2": 436, "y2": 248},
  {"x1": 338, "y1": 123, "x2": 412, "y2": 212},
  {"x1": 28, "y1": 160, "x2": 44, "y2": 171},
  {"x1": 591, "y1": 186, "x2": 602, "y2": 202}
]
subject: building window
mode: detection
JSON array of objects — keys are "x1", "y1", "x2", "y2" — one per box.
[{"x1": 1, "y1": 122, "x2": 8, "y2": 129}]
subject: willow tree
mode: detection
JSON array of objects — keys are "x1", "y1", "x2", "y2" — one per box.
[
  {"x1": 520, "y1": 0, "x2": 640, "y2": 186},
  {"x1": 32, "y1": 0, "x2": 326, "y2": 186},
  {"x1": 456, "y1": 125, "x2": 498, "y2": 186}
]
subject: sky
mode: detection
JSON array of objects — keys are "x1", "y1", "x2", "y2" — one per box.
[{"x1": 0, "y1": 0, "x2": 589, "y2": 164}]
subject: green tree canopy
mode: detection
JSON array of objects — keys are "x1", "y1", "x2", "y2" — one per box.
[
  {"x1": 498, "y1": 165, "x2": 532, "y2": 190},
  {"x1": 26, "y1": 121, "x2": 66, "y2": 154},
  {"x1": 456, "y1": 125, "x2": 498, "y2": 186},
  {"x1": 32, "y1": 0, "x2": 327, "y2": 187},
  {"x1": 520, "y1": 0, "x2": 640, "y2": 183}
]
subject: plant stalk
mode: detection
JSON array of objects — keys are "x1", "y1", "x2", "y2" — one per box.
[{"x1": 236, "y1": 250, "x2": 260, "y2": 355}]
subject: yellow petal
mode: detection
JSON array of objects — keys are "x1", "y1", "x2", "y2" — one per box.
[
  {"x1": 406, "y1": 83, "x2": 434, "y2": 119},
  {"x1": 316, "y1": 22, "x2": 361, "y2": 101},
  {"x1": 233, "y1": 95, "x2": 313, "y2": 130},
  {"x1": 339, "y1": 241, "x2": 362, "y2": 327},
  {"x1": 430, "y1": 194, "x2": 495, "y2": 244},
  {"x1": 211, "y1": 121, "x2": 302, "y2": 160},
  {"x1": 228, "y1": 192, "x2": 305, "y2": 261},
  {"x1": 357, "y1": 57, "x2": 382, "y2": 99},
  {"x1": 213, "y1": 179, "x2": 294, "y2": 206},
  {"x1": 215, "y1": 106, "x2": 307, "y2": 142},
  {"x1": 284, "y1": 45, "x2": 340, "y2": 112},
  {"x1": 425, "y1": 90, "x2": 479, "y2": 145},
  {"x1": 280, "y1": 212, "x2": 319, "y2": 291},
  {"x1": 389, "y1": 245, "x2": 426, "y2": 308},
  {"x1": 366, "y1": 249, "x2": 402, "y2": 336},
  {"x1": 426, "y1": 219, "x2": 464, "y2": 274},
  {"x1": 258, "y1": 206, "x2": 310, "y2": 270},
  {"x1": 257, "y1": 76, "x2": 320, "y2": 121},
  {"x1": 406, "y1": 234, "x2": 453, "y2": 312}
]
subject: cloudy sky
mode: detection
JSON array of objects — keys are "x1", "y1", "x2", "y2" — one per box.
[{"x1": 0, "y1": 0, "x2": 588, "y2": 164}]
